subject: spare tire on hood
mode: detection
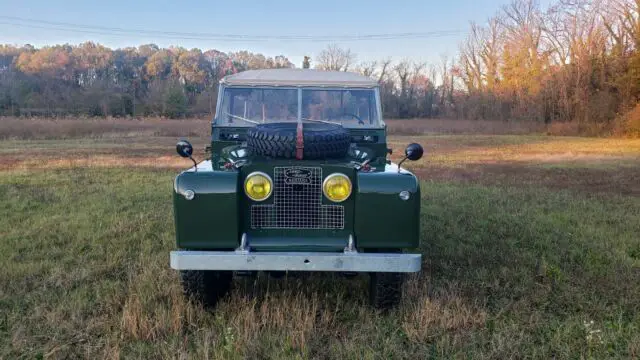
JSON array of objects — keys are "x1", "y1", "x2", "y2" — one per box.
[{"x1": 246, "y1": 122, "x2": 351, "y2": 159}]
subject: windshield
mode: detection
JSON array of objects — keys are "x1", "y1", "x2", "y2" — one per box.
[{"x1": 216, "y1": 87, "x2": 381, "y2": 127}]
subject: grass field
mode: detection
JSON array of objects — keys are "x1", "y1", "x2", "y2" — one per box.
[{"x1": 1, "y1": 119, "x2": 640, "y2": 359}]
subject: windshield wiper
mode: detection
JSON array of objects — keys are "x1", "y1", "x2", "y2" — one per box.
[
  {"x1": 224, "y1": 112, "x2": 260, "y2": 125},
  {"x1": 301, "y1": 118, "x2": 341, "y2": 125}
]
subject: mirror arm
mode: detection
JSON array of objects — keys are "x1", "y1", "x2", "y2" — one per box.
[
  {"x1": 397, "y1": 156, "x2": 408, "y2": 172},
  {"x1": 190, "y1": 156, "x2": 198, "y2": 172}
]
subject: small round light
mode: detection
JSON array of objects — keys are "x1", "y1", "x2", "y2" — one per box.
[
  {"x1": 244, "y1": 172, "x2": 273, "y2": 201},
  {"x1": 323, "y1": 173, "x2": 352, "y2": 202},
  {"x1": 399, "y1": 191, "x2": 410, "y2": 201},
  {"x1": 183, "y1": 189, "x2": 195, "y2": 200}
]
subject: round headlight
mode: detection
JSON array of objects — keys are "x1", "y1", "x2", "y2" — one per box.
[
  {"x1": 244, "y1": 172, "x2": 273, "y2": 201},
  {"x1": 323, "y1": 173, "x2": 352, "y2": 202}
]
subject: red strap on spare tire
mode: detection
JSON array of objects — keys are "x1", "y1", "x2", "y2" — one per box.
[{"x1": 295, "y1": 121, "x2": 304, "y2": 160}]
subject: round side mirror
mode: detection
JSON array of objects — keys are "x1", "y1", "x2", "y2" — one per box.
[
  {"x1": 405, "y1": 143, "x2": 424, "y2": 161},
  {"x1": 176, "y1": 140, "x2": 193, "y2": 158}
]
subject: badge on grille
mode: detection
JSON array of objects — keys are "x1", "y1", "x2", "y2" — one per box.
[{"x1": 284, "y1": 168, "x2": 312, "y2": 185}]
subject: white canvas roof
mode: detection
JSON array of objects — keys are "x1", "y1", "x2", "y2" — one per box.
[{"x1": 221, "y1": 69, "x2": 378, "y2": 88}]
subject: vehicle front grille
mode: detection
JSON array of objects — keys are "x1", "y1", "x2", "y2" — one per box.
[{"x1": 250, "y1": 167, "x2": 344, "y2": 229}]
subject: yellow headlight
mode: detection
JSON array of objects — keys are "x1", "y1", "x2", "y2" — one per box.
[
  {"x1": 244, "y1": 172, "x2": 272, "y2": 201},
  {"x1": 323, "y1": 173, "x2": 352, "y2": 202}
]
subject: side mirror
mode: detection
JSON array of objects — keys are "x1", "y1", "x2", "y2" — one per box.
[
  {"x1": 176, "y1": 140, "x2": 193, "y2": 158},
  {"x1": 176, "y1": 140, "x2": 198, "y2": 170},
  {"x1": 405, "y1": 143, "x2": 424, "y2": 161},
  {"x1": 398, "y1": 143, "x2": 424, "y2": 170}
]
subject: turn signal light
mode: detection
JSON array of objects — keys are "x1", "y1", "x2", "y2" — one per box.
[
  {"x1": 323, "y1": 173, "x2": 352, "y2": 202},
  {"x1": 244, "y1": 172, "x2": 272, "y2": 201}
]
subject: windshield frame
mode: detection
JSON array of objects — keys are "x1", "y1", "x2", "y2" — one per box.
[{"x1": 213, "y1": 85, "x2": 385, "y2": 129}]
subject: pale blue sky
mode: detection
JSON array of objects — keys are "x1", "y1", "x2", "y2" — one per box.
[{"x1": 0, "y1": 0, "x2": 554, "y2": 66}]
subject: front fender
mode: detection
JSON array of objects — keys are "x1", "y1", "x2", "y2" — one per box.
[
  {"x1": 174, "y1": 167, "x2": 239, "y2": 249},
  {"x1": 354, "y1": 164, "x2": 420, "y2": 249}
]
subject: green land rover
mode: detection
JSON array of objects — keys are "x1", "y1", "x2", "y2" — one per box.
[{"x1": 171, "y1": 69, "x2": 424, "y2": 309}]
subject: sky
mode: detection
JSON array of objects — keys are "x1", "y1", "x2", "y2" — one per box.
[{"x1": 0, "y1": 0, "x2": 554, "y2": 67}]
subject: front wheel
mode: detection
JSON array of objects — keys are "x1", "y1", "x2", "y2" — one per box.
[
  {"x1": 369, "y1": 272, "x2": 404, "y2": 310},
  {"x1": 180, "y1": 270, "x2": 232, "y2": 308}
]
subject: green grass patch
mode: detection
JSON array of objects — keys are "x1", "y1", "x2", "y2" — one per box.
[{"x1": 1, "y1": 169, "x2": 639, "y2": 358}]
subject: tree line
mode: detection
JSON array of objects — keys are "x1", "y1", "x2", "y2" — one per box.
[
  {"x1": 456, "y1": 0, "x2": 639, "y2": 134},
  {"x1": 0, "y1": 40, "x2": 448, "y2": 121},
  {"x1": 0, "y1": 44, "x2": 294, "y2": 118},
  {"x1": 0, "y1": 0, "x2": 638, "y2": 135}
]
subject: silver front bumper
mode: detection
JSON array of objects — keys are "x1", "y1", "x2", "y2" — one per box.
[{"x1": 170, "y1": 251, "x2": 422, "y2": 273}]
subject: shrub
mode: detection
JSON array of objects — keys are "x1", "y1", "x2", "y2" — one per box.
[{"x1": 615, "y1": 103, "x2": 640, "y2": 138}]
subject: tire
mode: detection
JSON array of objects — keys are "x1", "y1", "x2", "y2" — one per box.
[
  {"x1": 369, "y1": 272, "x2": 404, "y2": 310},
  {"x1": 180, "y1": 270, "x2": 232, "y2": 308},
  {"x1": 246, "y1": 122, "x2": 351, "y2": 159}
]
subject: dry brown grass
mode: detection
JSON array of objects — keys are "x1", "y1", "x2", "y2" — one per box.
[
  {"x1": 401, "y1": 277, "x2": 487, "y2": 343},
  {"x1": 220, "y1": 290, "x2": 335, "y2": 353},
  {"x1": 2, "y1": 116, "x2": 636, "y2": 142},
  {"x1": 117, "y1": 270, "x2": 487, "y2": 358},
  {"x1": 0, "y1": 117, "x2": 211, "y2": 140},
  {"x1": 108, "y1": 250, "x2": 489, "y2": 358},
  {"x1": 1, "y1": 155, "x2": 185, "y2": 171},
  {"x1": 387, "y1": 135, "x2": 640, "y2": 195},
  {"x1": 0, "y1": 116, "x2": 549, "y2": 141},
  {"x1": 388, "y1": 135, "x2": 640, "y2": 166},
  {"x1": 386, "y1": 118, "x2": 547, "y2": 135},
  {"x1": 120, "y1": 267, "x2": 195, "y2": 342},
  {"x1": 2, "y1": 132, "x2": 639, "y2": 196}
]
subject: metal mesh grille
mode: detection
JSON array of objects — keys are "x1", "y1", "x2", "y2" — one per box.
[{"x1": 251, "y1": 167, "x2": 344, "y2": 229}]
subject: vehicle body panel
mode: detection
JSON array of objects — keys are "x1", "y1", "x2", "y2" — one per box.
[
  {"x1": 173, "y1": 159, "x2": 420, "y2": 252},
  {"x1": 174, "y1": 169, "x2": 239, "y2": 250},
  {"x1": 355, "y1": 164, "x2": 421, "y2": 249}
]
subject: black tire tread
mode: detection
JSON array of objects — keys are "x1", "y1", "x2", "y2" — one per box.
[
  {"x1": 246, "y1": 122, "x2": 350, "y2": 159},
  {"x1": 369, "y1": 272, "x2": 404, "y2": 310},
  {"x1": 180, "y1": 270, "x2": 232, "y2": 308}
]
